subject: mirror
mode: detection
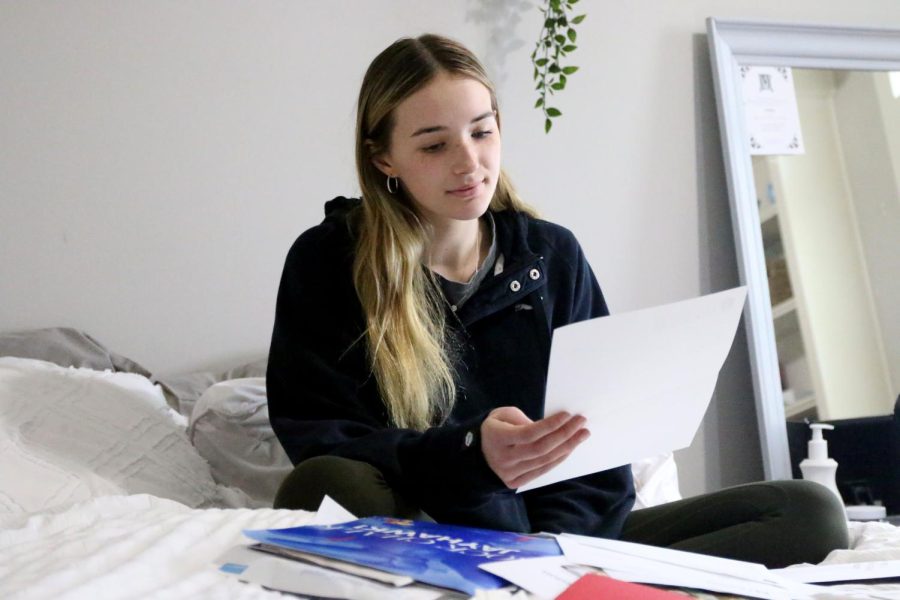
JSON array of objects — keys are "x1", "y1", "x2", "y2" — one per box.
[{"x1": 707, "y1": 19, "x2": 900, "y2": 481}]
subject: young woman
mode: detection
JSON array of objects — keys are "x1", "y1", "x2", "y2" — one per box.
[{"x1": 266, "y1": 33, "x2": 848, "y2": 568}]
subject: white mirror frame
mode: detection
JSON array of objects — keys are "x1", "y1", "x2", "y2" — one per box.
[{"x1": 706, "y1": 18, "x2": 900, "y2": 480}]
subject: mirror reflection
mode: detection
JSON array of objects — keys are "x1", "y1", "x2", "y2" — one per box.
[{"x1": 749, "y1": 68, "x2": 900, "y2": 425}]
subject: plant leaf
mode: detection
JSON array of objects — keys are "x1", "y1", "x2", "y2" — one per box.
[
  {"x1": 535, "y1": 97, "x2": 544, "y2": 108},
  {"x1": 572, "y1": 14, "x2": 586, "y2": 24},
  {"x1": 551, "y1": 82, "x2": 565, "y2": 90},
  {"x1": 562, "y1": 66, "x2": 579, "y2": 75},
  {"x1": 563, "y1": 44, "x2": 577, "y2": 52},
  {"x1": 567, "y1": 28, "x2": 577, "y2": 42},
  {"x1": 545, "y1": 118, "x2": 553, "y2": 133},
  {"x1": 546, "y1": 107, "x2": 562, "y2": 117},
  {"x1": 535, "y1": 58, "x2": 549, "y2": 66}
]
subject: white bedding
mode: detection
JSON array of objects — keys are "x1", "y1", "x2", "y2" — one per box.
[
  {"x1": 3, "y1": 496, "x2": 900, "y2": 600},
  {"x1": 0, "y1": 494, "x2": 315, "y2": 599},
  {"x1": 4, "y1": 353, "x2": 900, "y2": 599}
]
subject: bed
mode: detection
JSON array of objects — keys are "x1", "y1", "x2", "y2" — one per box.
[{"x1": 2, "y1": 327, "x2": 899, "y2": 600}]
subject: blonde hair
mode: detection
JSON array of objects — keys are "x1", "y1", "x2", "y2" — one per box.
[{"x1": 353, "y1": 34, "x2": 536, "y2": 430}]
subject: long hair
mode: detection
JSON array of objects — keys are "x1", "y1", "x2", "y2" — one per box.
[{"x1": 353, "y1": 33, "x2": 536, "y2": 431}]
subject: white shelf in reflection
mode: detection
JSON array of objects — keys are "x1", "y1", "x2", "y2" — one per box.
[
  {"x1": 772, "y1": 297, "x2": 797, "y2": 320},
  {"x1": 784, "y1": 390, "x2": 817, "y2": 419}
]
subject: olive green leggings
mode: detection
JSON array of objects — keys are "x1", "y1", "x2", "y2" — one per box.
[{"x1": 274, "y1": 456, "x2": 849, "y2": 569}]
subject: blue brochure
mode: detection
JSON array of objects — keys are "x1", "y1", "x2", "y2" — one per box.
[{"x1": 243, "y1": 517, "x2": 561, "y2": 595}]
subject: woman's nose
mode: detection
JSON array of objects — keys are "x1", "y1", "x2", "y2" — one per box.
[{"x1": 453, "y1": 140, "x2": 478, "y2": 174}]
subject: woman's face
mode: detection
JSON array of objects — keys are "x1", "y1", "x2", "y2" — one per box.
[{"x1": 373, "y1": 72, "x2": 501, "y2": 226}]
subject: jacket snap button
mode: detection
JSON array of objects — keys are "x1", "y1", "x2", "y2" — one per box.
[
  {"x1": 464, "y1": 431, "x2": 474, "y2": 447},
  {"x1": 529, "y1": 268, "x2": 541, "y2": 281},
  {"x1": 509, "y1": 280, "x2": 521, "y2": 292},
  {"x1": 450, "y1": 305, "x2": 458, "y2": 312}
]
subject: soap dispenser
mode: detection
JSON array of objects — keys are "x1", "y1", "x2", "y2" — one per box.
[{"x1": 799, "y1": 423, "x2": 844, "y2": 508}]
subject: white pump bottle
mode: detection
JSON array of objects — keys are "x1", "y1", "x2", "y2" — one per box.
[{"x1": 799, "y1": 423, "x2": 844, "y2": 510}]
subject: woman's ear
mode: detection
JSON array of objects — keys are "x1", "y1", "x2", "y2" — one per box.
[
  {"x1": 365, "y1": 138, "x2": 395, "y2": 177},
  {"x1": 370, "y1": 153, "x2": 395, "y2": 178}
]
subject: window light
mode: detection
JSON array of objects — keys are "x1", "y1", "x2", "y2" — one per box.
[{"x1": 890, "y1": 72, "x2": 900, "y2": 98}]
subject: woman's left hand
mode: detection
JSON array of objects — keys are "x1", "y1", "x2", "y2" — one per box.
[{"x1": 479, "y1": 407, "x2": 590, "y2": 489}]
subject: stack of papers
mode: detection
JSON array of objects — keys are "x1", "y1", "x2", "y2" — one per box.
[
  {"x1": 215, "y1": 496, "x2": 897, "y2": 600},
  {"x1": 241, "y1": 516, "x2": 560, "y2": 596},
  {"x1": 483, "y1": 535, "x2": 833, "y2": 599}
]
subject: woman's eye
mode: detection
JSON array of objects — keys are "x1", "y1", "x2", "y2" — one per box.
[{"x1": 422, "y1": 131, "x2": 493, "y2": 153}]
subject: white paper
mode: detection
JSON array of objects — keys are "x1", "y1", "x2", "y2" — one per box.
[
  {"x1": 216, "y1": 545, "x2": 443, "y2": 600},
  {"x1": 478, "y1": 556, "x2": 582, "y2": 599},
  {"x1": 519, "y1": 287, "x2": 747, "y2": 492},
  {"x1": 740, "y1": 65, "x2": 805, "y2": 155},
  {"x1": 773, "y1": 559, "x2": 900, "y2": 583},
  {"x1": 311, "y1": 494, "x2": 358, "y2": 525},
  {"x1": 556, "y1": 534, "x2": 826, "y2": 600}
]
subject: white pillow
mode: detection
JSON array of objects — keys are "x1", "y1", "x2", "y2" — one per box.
[
  {"x1": 631, "y1": 453, "x2": 682, "y2": 510},
  {"x1": 0, "y1": 357, "x2": 246, "y2": 520},
  {"x1": 188, "y1": 377, "x2": 291, "y2": 506}
]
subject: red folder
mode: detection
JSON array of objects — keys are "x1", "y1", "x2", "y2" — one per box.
[{"x1": 556, "y1": 573, "x2": 686, "y2": 600}]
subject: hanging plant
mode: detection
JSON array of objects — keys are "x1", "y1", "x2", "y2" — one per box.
[{"x1": 532, "y1": 0, "x2": 586, "y2": 133}]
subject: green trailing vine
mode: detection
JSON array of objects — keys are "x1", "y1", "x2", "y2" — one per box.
[{"x1": 532, "y1": 0, "x2": 586, "y2": 133}]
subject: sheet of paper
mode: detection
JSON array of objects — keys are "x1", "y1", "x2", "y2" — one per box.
[
  {"x1": 558, "y1": 533, "x2": 768, "y2": 579},
  {"x1": 773, "y1": 559, "x2": 900, "y2": 583},
  {"x1": 478, "y1": 556, "x2": 582, "y2": 598},
  {"x1": 251, "y1": 543, "x2": 414, "y2": 586},
  {"x1": 216, "y1": 545, "x2": 441, "y2": 600},
  {"x1": 556, "y1": 534, "x2": 826, "y2": 600},
  {"x1": 519, "y1": 287, "x2": 747, "y2": 492},
  {"x1": 311, "y1": 494, "x2": 358, "y2": 525}
]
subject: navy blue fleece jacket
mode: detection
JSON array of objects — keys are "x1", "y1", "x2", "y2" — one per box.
[{"x1": 267, "y1": 197, "x2": 634, "y2": 537}]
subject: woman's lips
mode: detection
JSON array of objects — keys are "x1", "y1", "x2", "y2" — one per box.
[{"x1": 448, "y1": 179, "x2": 484, "y2": 197}]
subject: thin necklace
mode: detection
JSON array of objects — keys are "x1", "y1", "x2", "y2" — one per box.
[{"x1": 428, "y1": 219, "x2": 483, "y2": 282}]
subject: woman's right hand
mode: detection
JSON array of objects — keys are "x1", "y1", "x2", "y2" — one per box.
[{"x1": 480, "y1": 407, "x2": 590, "y2": 489}]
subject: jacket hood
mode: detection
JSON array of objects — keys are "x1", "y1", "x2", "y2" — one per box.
[{"x1": 323, "y1": 196, "x2": 362, "y2": 220}]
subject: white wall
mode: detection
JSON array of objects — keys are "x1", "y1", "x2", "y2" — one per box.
[{"x1": 4, "y1": 1, "x2": 900, "y2": 496}]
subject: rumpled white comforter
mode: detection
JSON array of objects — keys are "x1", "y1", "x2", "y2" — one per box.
[{"x1": 0, "y1": 494, "x2": 316, "y2": 600}]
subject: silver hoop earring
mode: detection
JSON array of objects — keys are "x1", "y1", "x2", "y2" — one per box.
[{"x1": 386, "y1": 175, "x2": 399, "y2": 194}]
